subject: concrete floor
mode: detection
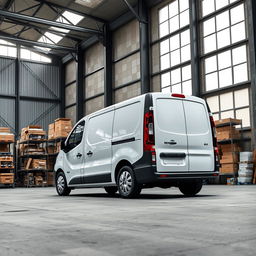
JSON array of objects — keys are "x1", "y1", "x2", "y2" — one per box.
[{"x1": 0, "y1": 185, "x2": 255, "y2": 256}]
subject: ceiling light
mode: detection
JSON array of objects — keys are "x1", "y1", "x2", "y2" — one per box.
[{"x1": 75, "y1": 0, "x2": 104, "y2": 8}]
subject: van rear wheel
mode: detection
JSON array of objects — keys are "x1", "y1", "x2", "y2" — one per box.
[
  {"x1": 56, "y1": 172, "x2": 71, "y2": 196},
  {"x1": 104, "y1": 186, "x2": 118, "y2": 196},
  {"x1": 179, "y1": 180, "x2": 203, "y2": 196},
  {"x1": 117, "y1": 166, "x2": 141, "y2": 198}
]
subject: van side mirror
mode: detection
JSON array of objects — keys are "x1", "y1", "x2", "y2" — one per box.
[{"x1": 61, "y1": 140, "x2": 66, "y2": 151}]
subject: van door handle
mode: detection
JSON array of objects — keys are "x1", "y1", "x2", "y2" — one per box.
[
  {"x1": 76, "y1": 153, "x2": 82, "y2": 158},
  {"x1": 87, "y1": 151, "x2": 93, "y2": 156},
  {"x1": 164, "y1": 140, "x2": 177, "y2": 145}
]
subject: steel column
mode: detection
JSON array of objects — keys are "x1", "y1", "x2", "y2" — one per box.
[
  {"x1": 76, "y1": 46, "x2": 84, "y2": 121},
  {"x1": 104, "y1": 24, "x2": 113, "y2": 107},
  {"x1": 59, "y1": 60, "x2": 65, "y2": 118},
  {"x1": 189, "y1": 0, "x2": 200, "y2": 97},
  {"x1": 139, "y1": 0, "x2": 150, "y2": 94},
  {"x1": 15, "y1": 45, "x2": 20, "y2": 137},
  {"x1": 247, "y1": 0, "x2": 256, "y2": 148}
]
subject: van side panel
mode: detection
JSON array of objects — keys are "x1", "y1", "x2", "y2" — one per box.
[{"x1": 111, "y1": 98, "x2": 144, "y2": 182}]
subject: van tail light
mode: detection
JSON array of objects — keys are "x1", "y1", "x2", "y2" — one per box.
[
  {"x1": 171, "y1": 93, "x2": 185, "y2": 98},
  {"x1": 144, "y1": 110, "x2": 156, "y2": 163}
]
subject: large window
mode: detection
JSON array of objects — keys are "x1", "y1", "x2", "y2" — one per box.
[
  {"x1": 206, "y1": 88, "x2": 250, "y2": 127},
  {"x1": 0, "y1": 40, "x2": 17, "y2": 58},
  {"x1": 20, "y1": 48, "x2": 51, "y2": 63},
  {"x1": 159, "y1": 0, "x2": 192, "y2": 95}
]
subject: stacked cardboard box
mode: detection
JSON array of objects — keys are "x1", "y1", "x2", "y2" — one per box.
[
  {"x1": 0, "y1": 127, "x2": 15, "y2": 142},
  {"x1": 215, "y1": 119, "x2": 242, "y2": 176},
  {"x1": 238, "y1": 152, "x2": 254, "y2": 184},
  {"x1": 48, "y1": 118, "x2": 72, "y2": 139},
  {"x1": 20, "y1": 125, "x2": 46, "y2": 141}
]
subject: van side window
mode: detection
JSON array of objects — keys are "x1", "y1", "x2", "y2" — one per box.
[
  {"x1": 66, "y1": 121, "x2": 85, "y2": 150},
  {"x1": 87, "y1": 111, "x2": 113, "y2": 145}
]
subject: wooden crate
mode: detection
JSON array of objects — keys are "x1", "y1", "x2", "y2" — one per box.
[{"x1": 0, "y1": 173, "x2": 14, "y2": 184}]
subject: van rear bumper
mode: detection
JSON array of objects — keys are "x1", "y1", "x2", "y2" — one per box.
[{"x1": 134, "y1": 165, "x2": 219, "y2": 184}]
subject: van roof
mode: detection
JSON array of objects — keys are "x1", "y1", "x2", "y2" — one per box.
[{"x1": 78, "y1": 93, "x2": 205, "y2": 123}]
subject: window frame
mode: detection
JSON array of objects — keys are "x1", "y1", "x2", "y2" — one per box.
[{"x1": 66, "y1": 120, "x2": 85, "y2": 151}]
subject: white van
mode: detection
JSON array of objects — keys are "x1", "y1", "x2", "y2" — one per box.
[{"x1": 54, "y1": 93, "x2": 219, "y2": 198}]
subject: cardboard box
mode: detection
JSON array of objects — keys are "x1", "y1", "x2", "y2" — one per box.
[
  {"x1": 48, "y1": 123, "x2": 55, "y2": 139},
  {"x1": 0, "y1": 133, "x2": 15, "y2": 142},
  {"x1": 215, "y1": 118, "x2": 242, "y2": 127},
  {"x1": 220, "y1": 143, "x2": 241, "y2": 153},
  {"x1": 0, "y1": 173, "x2": 14, "y2": 184},
  {"x1": 220, "y1": 163, "x2": 238, "y2": 174},
  {"x1": 21, "y1": 125, "x2": 46, "y2": 141},
  {"x1": 47, "y1": 172, "x2": 55, "y2": 186},
  {"x1": 220, "y1": 152, "x2": 239, "y2": 164},
  {"x1": 216, "y1": 126, "x2": 238, "y2": 133},
  {"x1": 54, "y1": 118, "x2": 72, "y2": 138},
  {"x1": 0, "y1": 144, "x2": 9, "y2": 152},
  {"x1": 217, "y1": 130, "x2": 240, "y2": 141},
  {"x1": 31, "y1": 159, "x2": 47, "y2": 170},
  {"x1": 0, "y1": 127, "x2": 11, "y2": 133}
]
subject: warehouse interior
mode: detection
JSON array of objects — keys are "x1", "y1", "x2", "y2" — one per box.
[{"x1": 0, "y1": 0, "x2": 255, "y2": 255}]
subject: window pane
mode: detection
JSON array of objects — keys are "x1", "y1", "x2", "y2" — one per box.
[
  {"x1": 170, "y1": 34, "x2": 180, "y2": 51},
  {"x1": 172, "y1": 83, "x2": 182, "y2": 93},
  {"x1": 234, "y1": 88, "x2": 249, "y2": 108},
  {"x1": 213, "y1": 113, "x2": 220, "y2": 120},
  {"x1": 236, "y1": 108, "x2": 250, "y2": 127},
  {"x1": 0, "y1": 45, "x2": 8, "y2": 56},
  {"x1": 221, "y1": 110, "x2": 234, "y2": 119},
  {"x1": 162, "y1": 86, "x2": 171, "y2": 93},
  {"x1": 160, "y1": 21, "x2": 169, "y2": 38},
  {"x1": 8, "y1": 47, "x2": 16, "y2": 57},
  {"x1": 161, "y1": 72, "x2": 171, "y2": 88},
  {"x1": 231, "y1": 4, "x2": 245, "y2": 25},
  {"x1": 160, "y1": 54, "x2": 170, "y2": 70},
  {"x1": 216, "y1": 11, "x2": 230, "y2": 31},
  {"x1": 169, "y1": 0, "x2": 179, "y2": 18},
  {"x1": 220, "y1": 92, "x2": 233, "y2": 111},
  {"x1": 182, "y1": 80, "x2": 192, "y2": 95},
  {"x1": 206, "y1": 72, "x2": 218, "y2": 91},
  {"x1": 160, "y1": 39, "x2": 170, "y2": 55},
  {"x1": 218, "y1": 50, "x2": 231, "y2": 70},
  {"x1": 180, "y1": 9, "x2": 189, "y2": 28},
  {"x1": 231, "y1": 22, "x2": 246, "y2": 43},
  {"x1": 207, "y1": 96, "x2": 219, "y2": 113},
  {"x1": 215, "y1": 0, "x2": 229, "y2": 10},
  {"x1": 202, "y1": 0, "x2": 215, "y2": 17},
  {"x1": 182, "y1": 65, "x2": 191, "y2": 81},
  {"x1": 203, "y1": 18, "x2": 216, "y2": 37},
  {"x1": 205, "y1": 56, "x2": 217, "y2": 73},
  {"x1": 232, "y1": 45, "x2": 247, "y2": 65},
  {"x1": 181, "y1": 45, "x2": 190, "y2": 62},
  {"x1": 159, "y1": 6, "x2": 169, "y2": 23},
  {"x1": 170, "y1": 49, "x2": 181, "y2": 66},
  {"x1": 181, "y1": 29, "x2": 190, "y2": 46},
  {"x1": 233, "y1": 63, "x2": 248, "y2": 84},
  {"x1": 204, "y1": 34, "x2": 217, "y2": 53},
  {"x1": 217, "y1": 28, "x2": 230, "y2": 49},
  {"x1": 219, "y1": 68, "x2": 232, "y2": 88},
  {"x1": 171, "y1": 68, "x2": 181, "y2": 84},
  {"x1": 169, "y1": 15, "x2": 179, "y2": 33},
  {"x1": 180, "y1": 0, "x2": 189, "y2": 12}
]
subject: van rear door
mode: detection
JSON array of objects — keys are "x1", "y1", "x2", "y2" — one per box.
[
  {"x1": 153, "y1": 96, "x2": 188, "y2": 172},
  {"x1": 183, "y1": 99, "x2": 214, "y2": 172}
]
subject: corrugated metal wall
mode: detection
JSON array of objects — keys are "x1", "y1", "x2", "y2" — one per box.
[
  {"x1": 0, "y1": 57, "x2": 15, "y2": 96},
  {"x1": 0, "y1": 57, "x2": 61, "y2": 135}
]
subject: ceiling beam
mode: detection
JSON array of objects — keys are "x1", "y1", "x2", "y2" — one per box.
[
  {"x1": 5, "y1": 18, "x2": 83, "y2": 42},
  {"x1": 33, "y1": 0, "x2": 106, "y2": 23},
  {"x1": 0, "y1": 33, "x2": 76, "y2": 52},
  {"x1": 0, "y1": 9, "x2": 102, "y2": 35},
  {"x1": 0, "y1": 0, "x2": 15, "y2": 25}
]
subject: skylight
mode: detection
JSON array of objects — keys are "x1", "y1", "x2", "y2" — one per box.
[
  {"x1": 75, "y1": 0, "x2": 104, "y2": 8},
  {"x1": 36, "y1": 11, "x2": 84, "y2": 52}
]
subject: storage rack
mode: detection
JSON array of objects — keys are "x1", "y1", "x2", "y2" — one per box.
[
  {"x1": 17, "y1": 139, "x2": 50, "y2": 187},
  {"x1": 0, "y1": 141, "x2": 15, "y2": 188},
  {"x1": 217, "y1": 119, "x2": 243, "y2": 183}
]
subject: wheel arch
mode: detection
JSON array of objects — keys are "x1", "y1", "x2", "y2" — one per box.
[{"x1": 114, "y1": 160, "x2": 133, "y2": 183}]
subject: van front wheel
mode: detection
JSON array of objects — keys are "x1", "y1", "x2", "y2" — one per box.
[
  {"x1": 117, "y1": 166, "x2": 141, "y2": 198},
  {"x1": 56, "y1": 172, "x2": 71, "y2": 196},
  {"x1": 179, "y1": 180, "x2": 203, "y2": 196}
]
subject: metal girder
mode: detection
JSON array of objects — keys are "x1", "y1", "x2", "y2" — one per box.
[
  {"x1": 0, "y1": 9, "x2": 102, "y2": 35},
  {"x1": 0, "y1": 33, "x2": 76, "y2": 52},
  {"x1": 5, "y1": 18, "x2": 82, "y2": 42},
  {"x1": 0, "y1": 0, "x2": 15, "y2": 25},
  {"x1": 33, "y1": 0, "x2": 106, "y2": 23},
  {"x1": 122, "y1": 0, "x2": 146, "y2": 23}
]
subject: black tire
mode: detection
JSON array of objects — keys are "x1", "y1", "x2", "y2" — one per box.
[
  {"x1": 117, "y1": 165, "x2": 141, "y2": 198},
  {"x1": 179, "y1": 180, "x2": 203, "y2": 196},
  {"x1": 55, "y1": 172, "x2": 71, "y2": 196},
  {"x1": 104, "y1": 186, "x2": 118, "y2": 196}
]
